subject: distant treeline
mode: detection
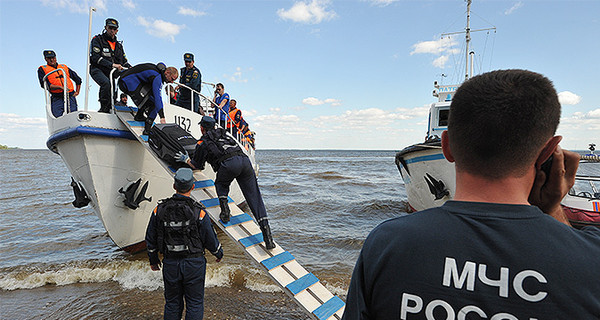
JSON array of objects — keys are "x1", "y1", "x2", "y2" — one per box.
[{"x1": 0, "y1": 144, "x2": 18, "y2": 150}]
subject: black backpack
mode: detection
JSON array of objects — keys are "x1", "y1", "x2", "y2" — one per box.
[
  {"x1": 156, "y1": 197, "x2": 205, "y2": 255},
  {"x1": 148, "y1": 123, "x2": 197, "y2": 167}
]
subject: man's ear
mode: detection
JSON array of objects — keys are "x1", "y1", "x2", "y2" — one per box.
[
  {"x1": 535, "y1": 135, "x2": 562, "y2": 168},
  {"x1": 441, "y1": 131, "x2": 455, "y2": 163}
]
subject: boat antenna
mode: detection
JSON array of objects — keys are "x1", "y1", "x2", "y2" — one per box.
[
  {"x1": 84, "y1": 6, "x2": 96, "y2": 111},
  {"x1": 465, "y1": 0, "x2": 471, "y2": 81}
]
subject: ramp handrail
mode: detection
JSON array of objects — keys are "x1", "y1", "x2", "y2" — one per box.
[
  {"x1": 167, "y1": 84, "x2": 254, "y2": 151},
  {"x1": 42, "y1": 68, "x2": 70, "y2": 119}
]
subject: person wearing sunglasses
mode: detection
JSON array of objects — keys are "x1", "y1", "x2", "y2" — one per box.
[{"x1": 90, "y1": 18, "x2": 132, "y2": 113}]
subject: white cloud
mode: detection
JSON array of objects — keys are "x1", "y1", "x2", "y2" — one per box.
[
  {"x1": 42, "y1": 0, "x2": 107, "y2": 13},
  {"x1": 302, "y1": 97, "x2": 341, "y2": 106},
  {"x1": 313, "y1": 107, "x2": 425, "y2": 130},
  {"x1": 225, "y1": 67, "x2": 249, "y2": 83},
  {"x1": 277, "y1": 0, "x2": 337, "y2": 24},
  {"x1": 558, "y1": 91, "x2": 581, "y2": 105},
  {"x1": 586, "y1": 109, "x2": 600, "y2": 118},
  {"x1": 366, "y1": 0, "x2": 398, "y2": 7},
  {"x1": 411, "y1": 37, "x2": 459, "y2": 56},
  {"x1": 505, "y1": 2, "x2": 523, "y2": 15},
  {"x1": 0, "y1": 114, "x2": 48, "y2": 149},
  {"x1": 432, "y1": 55, "x2": 449, "y2": 68},
  {"x1": 137, "y1": 17, "x2": 185, "y2": 42},
  {"x1": 411, "y1": 37, "x2": 460, "y2": 69},
  {"x1": 122, "y1": 0, "x2": 135, "y2": 9},
  {"x1": 177, "y1": 6, "x2": 206, "y2": 17}
]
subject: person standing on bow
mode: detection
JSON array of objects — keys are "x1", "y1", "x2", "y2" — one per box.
[
  {"x1": 117, "y1": 63, "x2": 178, "y2": 135},
  {"x1": 175, "y1": 116, "x2": 276, "y2": 250},
  {"x1": 90, "y1": 18, "x2": 132, "y2": 113},
  {"x1": 146, "y1": 168, "x2": 223, "y2": 320},
  {"x1": 226, "y1": 99, "x2": 243, "y2": 135},
  {"x1": 37, "y1": 50, "x2": 82, "y2": 117},
  {"x1": 212, "y1": 83, "x2": 230, "y2": 129},
  {"x1": 175, "y1": 53, "x2": 203, "y2": 114}
]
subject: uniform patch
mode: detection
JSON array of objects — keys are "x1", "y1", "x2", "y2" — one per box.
[
  {"x1": 103, "y1": 48, "x2": 110, "y2": 52},
  {"x1": 93, "y1": 47, "x2": 101, "y2": 53},
  {"x1": 192, "y1": 71, "x2": 199, "y2": 79}
]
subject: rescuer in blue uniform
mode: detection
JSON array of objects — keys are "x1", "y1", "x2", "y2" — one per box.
[
  {"x1": 37, "y1": 50, "x2": 82, "y2": 117},
  {"x1": 212, "y1": 83, "x2": 230, "y2": 129},
  {"x1": 176, "y1": 53, "x2": 202, "y2": 114},
  {"x1": 146, "y1": 168, "x2": 223, "y2": 320},
  {"x1": 90, "y1": 18, "x2": 132, "y2": 113},
  {"x1": 117, "y1": 63, "x2": 178, "y2": 134},
  {"x1": 175, "y1": 116, "x2": 276, "y2": 250}
]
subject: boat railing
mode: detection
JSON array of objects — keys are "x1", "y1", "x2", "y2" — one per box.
[
  {"x1": 109, "y1": 67, "x2": 254, "y2": 152},
  {"x1": 42, "y1": 68, "x2": 70, "y2": 119}
]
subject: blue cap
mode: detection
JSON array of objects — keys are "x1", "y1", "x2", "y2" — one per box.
[
  {"x1": 105, "y1": 18, "x2": 119, "y2": 28},
  {"x1": 174, "y1": 168, "x2": 194, "y2": 191},
  {"x1": 184, "y1": 53, "x2": 194, "y2": 62},
  {"x1": 199, "y1": 116, "x2": 216, "y2": 129}
]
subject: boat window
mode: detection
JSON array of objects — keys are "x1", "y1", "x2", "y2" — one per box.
[{"x1": 438, "y1": 109, "x2": 449, "y2": 127}]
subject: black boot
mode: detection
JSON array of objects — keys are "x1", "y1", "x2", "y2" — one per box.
[
  {"x1": 142, "y1": 118, "x2": 153, "y2": 135},
  {"x1": 260, "y1": 222, "x2": 276, "y2": 250},
  {"x1": 219, "y1": 196, "x2": 230, "y2": 223},
  {"x1": 134, "y1": 111, "x2": 146, "y2": 122}
]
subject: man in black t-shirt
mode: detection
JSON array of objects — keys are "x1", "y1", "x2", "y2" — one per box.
[{"x1": 343, "y1": 70, "x2": 600, "y2": 319}]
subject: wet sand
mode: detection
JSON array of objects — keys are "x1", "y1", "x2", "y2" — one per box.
[{"x1": 1, "y1": 281, "x2": 309, "y2": 319}]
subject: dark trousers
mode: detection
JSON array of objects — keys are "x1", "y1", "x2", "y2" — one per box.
[
  {"x1": 176, "y1": 96, "x2": 200, "y2": 113},
  {"x1": 162, "y1": 256, "x2": 206, "y2": 320},
  {"x1": 215, "y1": 155, "x2": 268, "y2": 224},
  {"x1": 90, "y1": 67, "x2": 116, "y2": 113},
  {"x1": 50, "y1": 92, "x2": 77, "y2": 117}
]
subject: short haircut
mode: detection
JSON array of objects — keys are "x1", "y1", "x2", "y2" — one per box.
[
  {"x1": 448, "y1": 69, "x2": 561, "y2": 179},
  {"x1": 216, "y1": 83, "x2": 224, "y2": 89},
  {"x1": 166, "y1": 67, "x2": 178, "y2": 79},
  {"x1": 120, "y1": 93, "x2": 127, "y2": 99},
  {"x1": 175, "y1": 184, "x2": 193, "y2": 193}
]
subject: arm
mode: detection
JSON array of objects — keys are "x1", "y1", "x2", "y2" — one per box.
[
  {"x1": 528, "y1": 146, "x2": 579, "y2": 226},
  {"x1": 69, "y1": 68, "x2": 82, "y2": 96},
  {"x1": 148, "y1": 74, "x2": 165, "y2": 122},
  {"x1": 37, "y1": 67, "x2": 46, "y2": 88},
  {"x1": 145, "y1": 207, "x2": 161, "y2": 270},
  {"x1": 188, "y1": 142, "x2": 207, "y2": 170},
  {"x1": 199, "y1": 209, "x2": 223, "y2": 261},
  {"x1": 191, "y1": 70, "x2": 202, "y2": 92}
]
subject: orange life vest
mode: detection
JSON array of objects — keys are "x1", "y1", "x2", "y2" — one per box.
[
  {"x1": 227, "y1": 107, "x2": 242, "y2": 129},
  {"x1": 40, "y1": 64, "x2": 74, "y2": 94}
]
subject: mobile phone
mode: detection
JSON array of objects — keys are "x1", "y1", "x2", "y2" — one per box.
[{"x1": 540, "y1": 155, "x2": 553, "y2": 178}]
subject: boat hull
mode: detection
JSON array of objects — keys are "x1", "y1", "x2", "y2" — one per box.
[
  {"x1": 395, "y1": 141, "x2": 455, "y2": 212},
  {"x1": 47, "y1": 110, "x2": 246, "y2": 252}
]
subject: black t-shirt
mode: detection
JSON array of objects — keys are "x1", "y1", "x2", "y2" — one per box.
[{"x1": 343, "y1": 201, "x2": 600, "y2": 319}]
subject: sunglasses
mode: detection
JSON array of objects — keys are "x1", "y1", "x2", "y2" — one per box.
[{"x1": 108, "y1": 26, "x2": 118, "y2": 30}]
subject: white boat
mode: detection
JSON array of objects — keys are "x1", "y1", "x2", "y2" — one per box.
[
  {"x1": 395, "y1": 0, "x2": 492, "y2": 212},
  {"x1": 44, "y1": 71, "x2": 254, "y2": 252}
]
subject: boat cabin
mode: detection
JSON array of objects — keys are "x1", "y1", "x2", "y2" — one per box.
[{"x1": 427, "y1": 82, "x2": 458, "y2": 140}]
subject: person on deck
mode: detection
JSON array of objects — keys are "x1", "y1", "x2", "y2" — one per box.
[
  {"x1": 90, "y1": 18, "x2": 132, "y2": 113},
  {"x1": 117, "y1": 63, "x2": 178, "y2": 134},
  {"x1": 175, "y1": 53, "x2": 202, "y2": 114},
  {"x1": 146, "y1": 167, "x2": 223, "y2": 320},
  {"x1": 226, "y1": 99, "x2": 242, "y2": 135},
  {"x1": 37, "y1": 50, "x2": 82, "y2": 117},
  {"x1": 114, "y1": 93, "x2": 128, "y2": 107},
  {"x1": 212, "y1": 83, "x2": 230, "y2": 129},
  {"x1": 342, "y1": 69, "x2": 600, "y2": 319},
  {"x1": 175, "y1": 116, "x2": 276, "y2": 250}
]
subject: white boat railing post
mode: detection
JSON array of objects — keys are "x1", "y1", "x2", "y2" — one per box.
[
  {"x1": 109, "y1": 67, "x2": 125, "y2": 114},
  {"x1": 84, "y1": 6, "x2": 96, "y2": 111}
]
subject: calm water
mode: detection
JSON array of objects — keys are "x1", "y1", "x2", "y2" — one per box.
[{"x1": 0, "y1": 149, "x2": 407, "y2": 319}]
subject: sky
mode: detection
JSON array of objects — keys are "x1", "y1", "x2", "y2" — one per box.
[{"x1": 0, "y1": 0, "x2": 599, "y2": 150}]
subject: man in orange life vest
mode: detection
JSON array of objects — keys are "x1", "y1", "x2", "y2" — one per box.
[
  {"x1": 37, "y1": 50, "x2": 82, "y2": 117},
  {"x1": 226, "y1": 99, "x2": 243, "y2": 134},
  {"x1": 90, "y1": 18, "x2": 131, "y2": 113}
]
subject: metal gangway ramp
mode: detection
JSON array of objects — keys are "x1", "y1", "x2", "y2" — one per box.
[{"x1": 114, "y1": 104, "x2": 345, "y2": 320}]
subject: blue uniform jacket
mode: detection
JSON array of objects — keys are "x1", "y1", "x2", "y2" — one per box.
[
  {"x1": 145, "y1": 194, "x2": 223, "y2": 265},
  {"x1": 179, "y1": 66, "x2": 201, "y2": 100}
]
